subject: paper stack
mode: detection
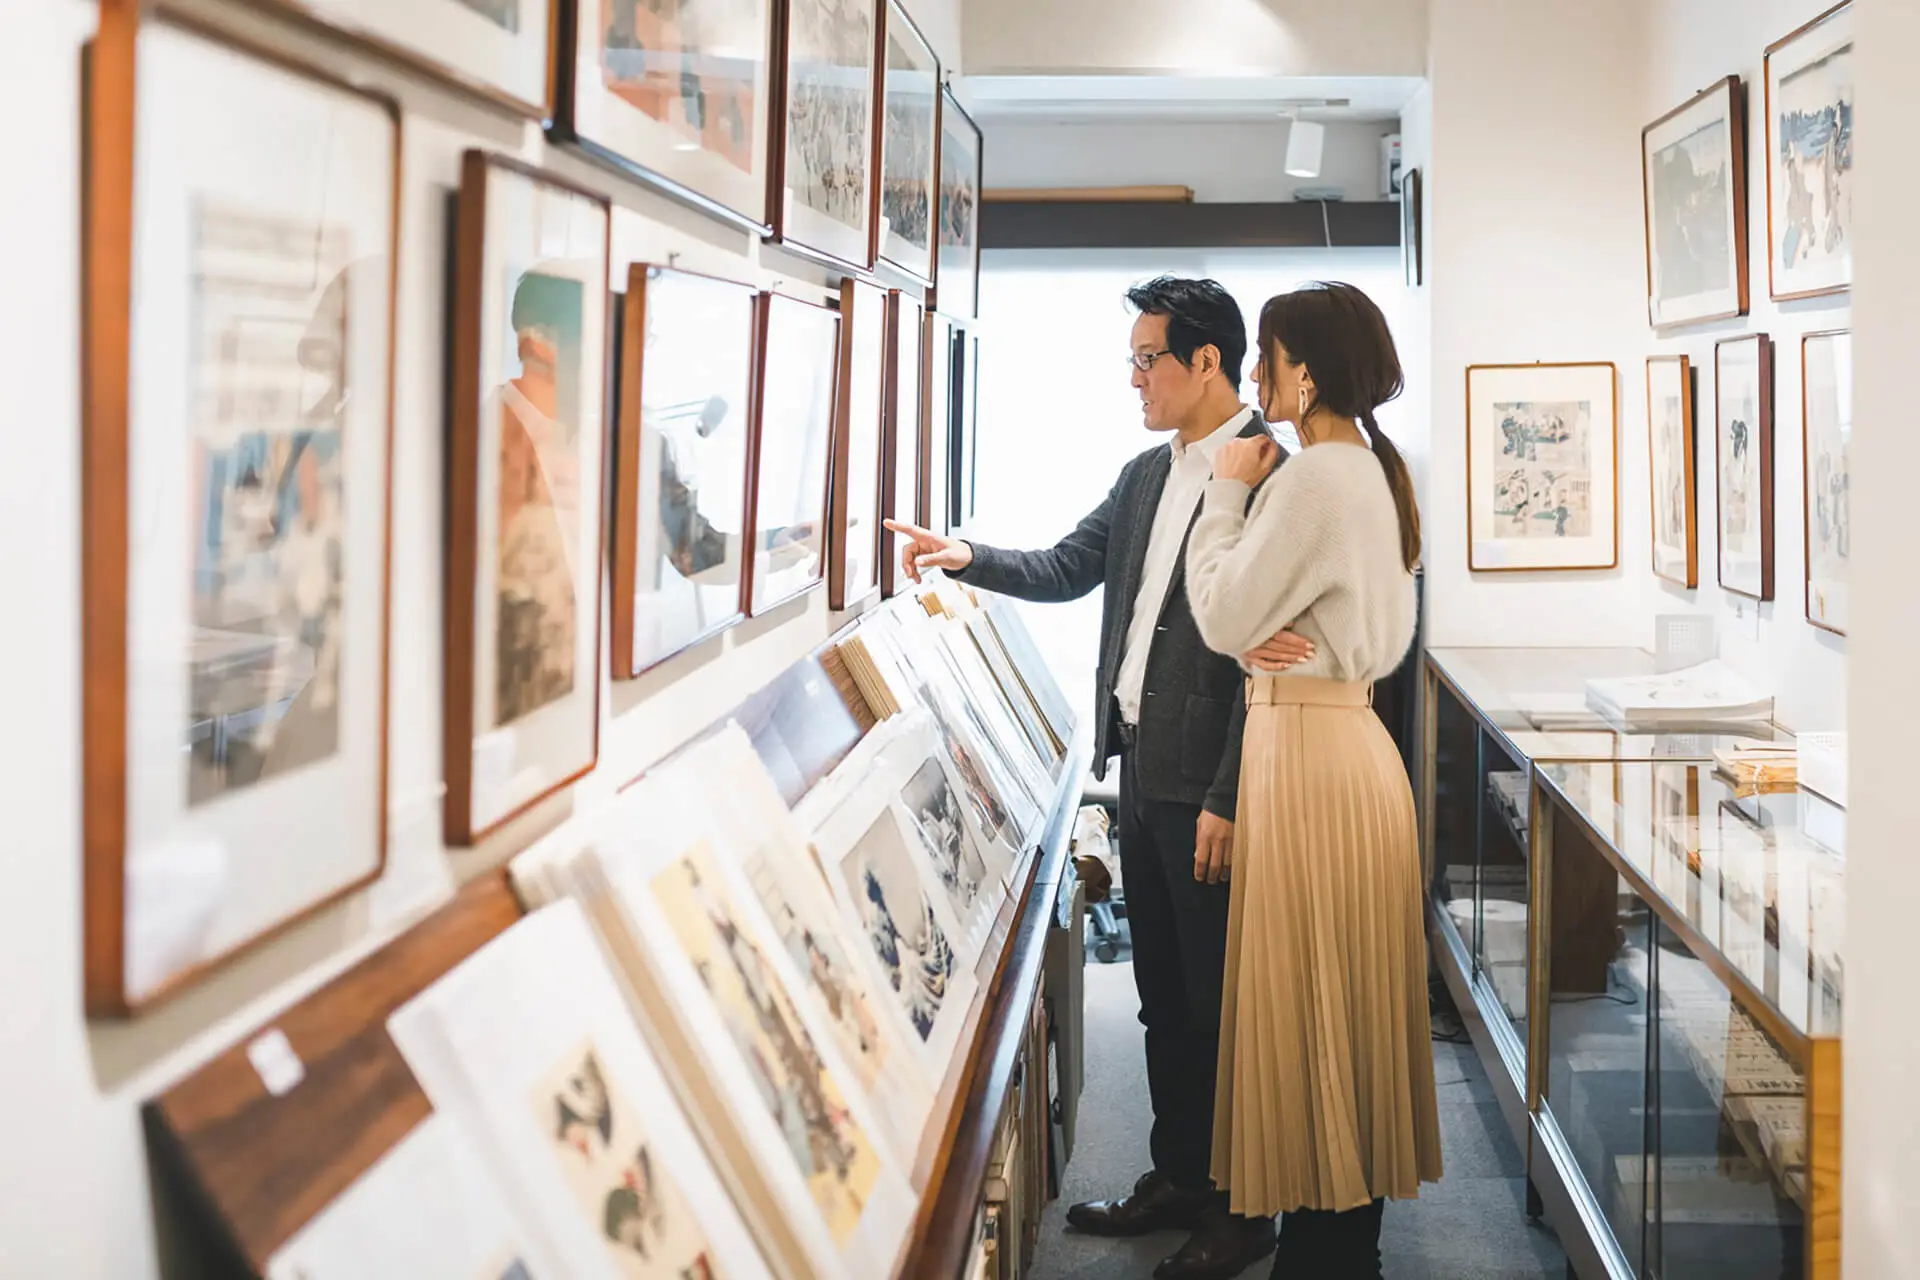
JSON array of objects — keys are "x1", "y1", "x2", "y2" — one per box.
[{"x1": 1584, "y1": 660, "x2": 1774, "y2": 728}]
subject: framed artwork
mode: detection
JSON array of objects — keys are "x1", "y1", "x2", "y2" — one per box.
[
  {"x1": 880, "y1": 289, "x2": 925, "y2": 598},
  {"x1": 552, "y1": 0, "x2": 776, "y2": 232},
  {"x1": 936, "y1": 87, "x2": 982, "y2": 321},
  {"x1": 445, "y1": 151, "x2": 611, "y2": 846},
  {"x1": 82, "y1": 7, "x2": 399, "y2": 1015},
  {"x1": 1715, "y1": 333, "x2": 1775, "y2": 601},
  {"x1": 1801, "y1": 330, "x2": 1851, "y2": 633},
  {"x1": 1401, "y1": 166, "x2": 1423, "y2": 288},
  {"x1": 1464, "y1": 362, "x2": 1619, "y2": 572},
  {"x1": 1642, "y1": 76, "x2": 1748, "y2": 327},
  {"x1": 829, "y1": 278, "x2": 888, "y2": 610},
  {"x1": 1646, "y1": 355, "x2": 1698, "y2": 588},
  {"x1": 922, "y1": 310, "x2": 955, "y2": 536},
  {"x1": 774, "y1": 0, "x2": 883, "y2": 272},
  {"x1": 876, "y1": 1, "x2": 939, "y2": 283},
  {"x1": 237, "y1": 0, "x2": 552, "y2": 115},
  {"x1": 1764, "y1": 2, "x2": 1854, "y2": 300},
  {"x1": 610, "y1": 264, "x2": 756, "y2": 679},
  {"x1": 747, "y1": 291, "x2": 840, "y2": 615}
]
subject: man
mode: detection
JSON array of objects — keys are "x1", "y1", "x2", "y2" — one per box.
[{"x1": 887, "y1": 277, "x2": 1310, "y2": 1280}]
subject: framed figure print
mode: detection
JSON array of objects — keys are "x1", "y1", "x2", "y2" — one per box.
[
  {"x1": 1646, "y1": 356, "x2": 1698, "y2": 587},
  {"x1": 877, "y1": 1, "x2": 939, "y2": 283},
  {"x1": 880, "y1": 289, "x2": 925, "y2": 598},
  {"x1": 1465, "y1": 362, "x2": 1619, "y2": 572},
  {"x1": 936, "y1": 88, "x2": 982, "y2": 321},
  {"x1": 445, "y1": 152, "x2": 611, "y2": 846},
  {"x1": 554, "y1": 0, "x2": 776, "y2": 232},
  {"x1": 830, "y1": 279, "x2": 888, "y2": 610},
  {"x1": 775, "y1": 0, "x2": 883, "y2": 272},
  {"x1": 1801, "y1": 330, "x2": 1851, "y2": 633},
  {"x1": 747, "y1": 292, "x2": 841, "y2": 615},
  {"x1": 1715, "y1": 333, "x2": 1775, "y2": 601},
  {"x1": 1765, "y1": 2, "x2": 1854, "y2": 300},
  {"x1": 1642, "y1": 76, "x2": 1748, "y2": 327},
  {"x1": 611, "y1": 264, "x2": 757, "y2": 679},
  {"x1": 922, "y1": 310, "x2": 956, "y2": 535},
  {"x1": 82, "y1": 7, "x2": 399, "y2": 1015}
]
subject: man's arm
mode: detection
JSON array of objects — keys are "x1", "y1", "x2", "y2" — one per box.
[
  {"x1": 952, "y1": 478, "x2": 1119, "y2": 603},
  {"x1": 1203, "y1": 695, "x2": 1247, "y2": 822}
]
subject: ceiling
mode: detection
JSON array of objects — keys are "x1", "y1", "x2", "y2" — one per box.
[{"x1": 956, "y1": 74, "x2": 1423, "y2": 124}]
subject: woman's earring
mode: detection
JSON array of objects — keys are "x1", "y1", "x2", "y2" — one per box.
[{"x1": 1297, "y1": 386, "x2": 1309, "y2": 420}]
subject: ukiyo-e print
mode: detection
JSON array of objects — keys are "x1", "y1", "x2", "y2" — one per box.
[
  {"x1": 651, "y1": 844, "x2": 883, "y2": 1243},
  {"x1": 602, "y1": 0, "x2": 758, "y2": 173},
  {"x1": 878, "y1": 5, "x2": 937, "y2": 278},
  {"x1": 186, "y1": 203, "x2": 353, "y2": 806},
  {"x1": 1649, "y1": 115, "x2": 1732, "y2": 305},
  {"x1": 750, "y1": 295, "x2": 839, "y2": 613},
  {"x1": 455, "y1": 0, "x2": 520, "y2": 30},
  {"x1": 784, "y1": 0, "x2": 876, "y2": 234},
  {"x1": 1768, "y1": 4, "x2": 1854, "y2": 298},
  {"x1": 533, "y1": 1043, "x2": 721, "y2": 1278},
  {"x1": 1803, "y1": 331, "x2": 1851, "y2": 632},
  {"x1": 936, "y1": 93, "x2": 979, "y2": 317},
  {"x1": 1490, "y1": 400, "x2": 1594, "y2": 539},
  {"x1": 1647, "y1": 357, "x2": 1695, "y2": 587},
  {"x1": 900, "y1": 757, "x2": 987, "y2": 921},
  {"x1": 841, "y1": 808, "x2": 957, "y2": 1042},
  {"x1": 1466, "y1": 362, "x2": 1616, "y2": 572},
  {"x1": 1716, "y1": 336, "x2": 1772, "y2": 600}
]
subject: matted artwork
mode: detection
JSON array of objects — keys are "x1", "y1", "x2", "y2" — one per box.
[
  {"x1": 1765, "y1": 2, "x2": 1854, "y2": 300},
  {"x1": 1801, "y1": 330, "x2": 1851, "y2": 633},
  {"x1": 984, "y1": 601, "x2": 1075, "y2": 751},
  {"x1": 83, "y1": 13, "x2": 398, "y2": 1014},
  {"x1": 611, "y1": 264, "x2": 756, "y2": 678},
  {"x1": 1642, "y1": 76, "x2": 1748, "y2": 327},
  {"x1": 877, "y1": 1, "x2": 939, "y2": 282},
  {"x1": 900, "y1": 754, "x2": 992, "y2": 941},
  {"x1": 777, "y1": 0, "x2": 882, "y2": 271},
  {"x1": 829, "y1": 278, "x2": 888, "y2": 609},
  {"x1": 880, "y1": 290, "x2": 925, "y2": 598},
  {"x1": 1465, "y1": 362, "x2": 1619, "y2": 572},
  {"x1": 935, "y1": 87, "x2": 982, "y2": 320},
  {"x1": 556, "y1": 0, "x2": 776, "y2": 230},
  {"x1": 1715, "y1": 334, "x2": 1775, "y2": 601},
  {"x1": 1647, "y1": 356, "x2": 1698, "y2": 588},
  {"x1": 445, "y1": 152, "x2": 610, "y2": 844},
  {"x1": 747, "y1": 291, "x2": 840, "y2": 614}
]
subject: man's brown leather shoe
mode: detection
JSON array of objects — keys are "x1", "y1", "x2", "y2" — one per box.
[
  {"x1": 1064, "y1": 1170, "x2": 1214, "y2": 1237},
  {"x1": 1153, "y1": 1207, "x2": 1277, "y2": 1280}
]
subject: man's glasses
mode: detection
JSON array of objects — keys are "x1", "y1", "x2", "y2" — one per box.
[{"x1": 1126, "y1": 349, "x2": 1175, "y2": 372}]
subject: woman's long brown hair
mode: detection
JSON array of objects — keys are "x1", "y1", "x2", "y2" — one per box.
[{"x1": 1257, "y1": 282, "x2": 1422, "y2": 571}]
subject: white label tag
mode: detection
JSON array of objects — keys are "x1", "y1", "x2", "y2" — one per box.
[{"x1": 247, "y1": 1028, "x2": 306, "y2": 1097}]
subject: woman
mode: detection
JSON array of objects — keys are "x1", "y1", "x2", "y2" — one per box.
[{"x1": 1184, "y1": 281, "x2": 1442, "y2": 1276}]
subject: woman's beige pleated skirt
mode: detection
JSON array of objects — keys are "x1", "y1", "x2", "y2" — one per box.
[{"x1": 1211, "y1": 674, "x2": 1444, "y2": 1216}]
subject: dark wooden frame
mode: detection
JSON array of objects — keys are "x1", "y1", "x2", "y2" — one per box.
[
  {"x1": 1714, "y1": 332, "x2": 1776, "y2": 602},
  {"x1": 874, "y1": 0, "x2": 940, "y2": 286},
  {"x1": 1463, "y1": 362, "x2": 1621, "y2": 573},
  {"x1": 609, "y1": 262, "x2": 757, "y2": 678},
  {"x1": 921, "y1": 309, "x2": 953, "y2": 535},
  {"x1": 1640, "y1": 75, "x2": 1750, "y2": 328},
  {"x1": 1646, "y1": 355, "x2": 1699, "y2": 588},
  {"x1": 980, "y1": 199, "x2": 1400, "y2": 251},
  {"x1": 766, "y1": 0, "x2": 885, "y2": 275},
  {"x1": 934, "y1": 86, "x2": 983, "y2": 322},
  {"x1": 744, "y1": 289, "x2": 842, "y2": 616},
  {"x1": 547, "y1": 0, "x2": 778, "y2": 236},
  {"x1": 1799, "y1": 328, "x2": 1851, "y2": 635},
  {"x1": 1763, "y1": 1, "x2": 1855, "y2": 303},
  {"x1": 1401, "y1": 167, "x2": 1423, "y2": 287},
  {"x1": 827, "y1": 278, "x2": 889, "y2": 611},
  {"x1": 879, "y1": 289, "x2": 926, "y2": 598},
  {"x1": 82, "y1": 1, "x2": 401, "y2": 1017},
  {"x1": 443, "y1": 149, "x2": 612, "y2": 847}
]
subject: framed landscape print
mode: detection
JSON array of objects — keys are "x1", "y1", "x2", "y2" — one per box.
[
  {"x1": 877, "y1": 1, "x2": 939, "y2": 283},
  {"x1": 611, "y1": 264, "x2": 756, "y2": 678},
  {"x1": 83, "y1": 9, "x2": 399, "y2": 1015},
  {"x1": 1801, "y1": 330, "x2": 1851, "y2": 633},
  {"x1": 1642, "y1": 76, "x2": 1748, "y2": 327},
  {"x1": 747, "y1": 291, "x2": 841, "y2": 615},
  {"x1": 1715, "y1": 334, "x2": 1775, "y2": 601},
  {"x1": 829, "y1": 278, "x2": 888, "y2": 610},
  {"x1": 1464, "y1": 362, "x2": 1619, "y2": 572},
  {"x1": 936, "y1": 87, "x2": 982, "y2": 321},
  {"x1": 445, "y1": 152, "x2": 610, "y2": 845},
  {"x1": 555, "y1": 0, "x2": 776, "y2": 231},
  {"x1": 880, "y1": 289, "x2": 925, "y2": 598},
  {"x1": 1765, "y1": 2, "x2": 1854, "y2": 300},
  {"x1": 775, "y1": 0, "x2": 882, "y2": 271},
  {"x1": 1646, "y1": 356, "x2": 1698, "y2": 587}
]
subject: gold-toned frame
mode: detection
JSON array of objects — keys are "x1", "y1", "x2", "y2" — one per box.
[
  {"x1": 1640, "y1": 75, "x2": 1750, "y2": 328},
  {"x1": 1647, "y1": 355, "x2": 1699, "y2": 588},
  {"x1": 1800, "y1": 328, "x2": 1851, "y2": 636},
  {"x1": 1763, "y1": 0, "x2": 1855, "y2": 303},
  {"x1": 1464, "y1": 361, "x2": 1621, "y2": 573}
]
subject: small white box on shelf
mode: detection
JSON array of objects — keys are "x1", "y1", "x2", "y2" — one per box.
[{"x1": 1798, "y1": 732, "x2": 1847, "y2": 809}]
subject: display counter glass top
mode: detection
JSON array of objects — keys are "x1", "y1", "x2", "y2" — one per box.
[{"x1": 1534, "y1": 759, "x2": 1843, "y2": 1046}]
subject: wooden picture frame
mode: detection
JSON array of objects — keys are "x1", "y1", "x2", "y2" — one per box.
[
  {"x1": 1800, "y1": 329, "x2": 1851, "y2": 634},
  {"x1": 549, "y1": 0, "x2": 778, "y2": 234},
  {"x1": 1464, "y1": 362, "x2": 1619, "y2": 572},
  {"x1": 1401, "y1": 166, "x2": 1423, "y2": 288},
  {"x1": 1764, "y1": 1, "x2": 1854, "y2": 302},
  {"x1": 1642, "y1": 75, "x2": 1749, "y2": 327},
  {"x1": 444, "y1": 150, "x2": 611, "y2": 847},
  {"x1": 880, "y1": 288, "x2": 926, "y2": 598},
  {"x1": 876, "y1": 0, "x2": 940, "y2": 285},
  {"x1": 745, "y1": 290, "x2": 841, "y2": 616},
  {"x1": 829, "y1": 278, "x2": 889, "y2": 610},
  {"x1": 1647, "y1": 355, "x2": 1699, "y2": 588},
  {"x1": 936, "y1": 87, "x2": 982, "y2": 321},
  {"x1": 83, "y1": 2, "x2": 400, "y2": 1016},
  {"x1": 1714, "y1": 333, "x2": 1775, "y2": 602},
  {"x1": 610, "y1": 263, "x2": 758, "y2": 679},
  {"x1": 769, "y1": 0, "x2": 883, "y2": 273},
  {"x1": 923, "y1": 309, "x2": 956, "y2": 535}
]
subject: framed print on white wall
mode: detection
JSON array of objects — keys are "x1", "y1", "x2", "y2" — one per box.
[
  {"x1": 445, "y1": 151, "x2": 611, "y2": 846},
  {"x1": 1641, "y1": 75, "x2": 1749, "y2": 327},
  {"x1": 935, "y1": 88, "x2": 982, "y2": 321},
  {"x1": 880, "y1": 289, "x2": 925, "y2": 598},
  {"x1": 1801, "y1": 329, "x2": 1851, "y2": 633},
  {"x1": 829, "y1": 278, "x2": 889, "y2": 610},
  {"x1": 877, "y1": 0, "x2": 939, "y2": 284},
  {"x1": 775, "y1": 0, "x2": 883, "y2": 272},
  {"x1": 1465, "y1": 362, "x2": 1619, "y2": 572},
  {"x1": 1715, "y1": 333, "x2": 1775, "y2": 602},
  {"x1": 83, "y1": 6, "x2": 399, "y2": 1015},
  {"x1": 1764, "y1": 1, "x2": 1854, "y2": 301},
  {"x1": 747, "y1": 291, "x2": 841, "y2": 615},
  {"x1": 1646, "y1": 356, "x2": 1698, "y2": 588}
]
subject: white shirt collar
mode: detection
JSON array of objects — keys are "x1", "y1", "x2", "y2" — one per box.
[{"x1": 1171, "y1": 405, "x2": 1255, "y2": 463}]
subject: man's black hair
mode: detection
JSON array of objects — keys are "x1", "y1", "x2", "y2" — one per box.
[{"x1": 1124, "y1": 276, "x2": 1245, "y2": 389}]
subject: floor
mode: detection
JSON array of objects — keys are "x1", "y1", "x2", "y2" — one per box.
[{"x1": 1028, "y1": 956, "x2": 1570, "y2": 1280}]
